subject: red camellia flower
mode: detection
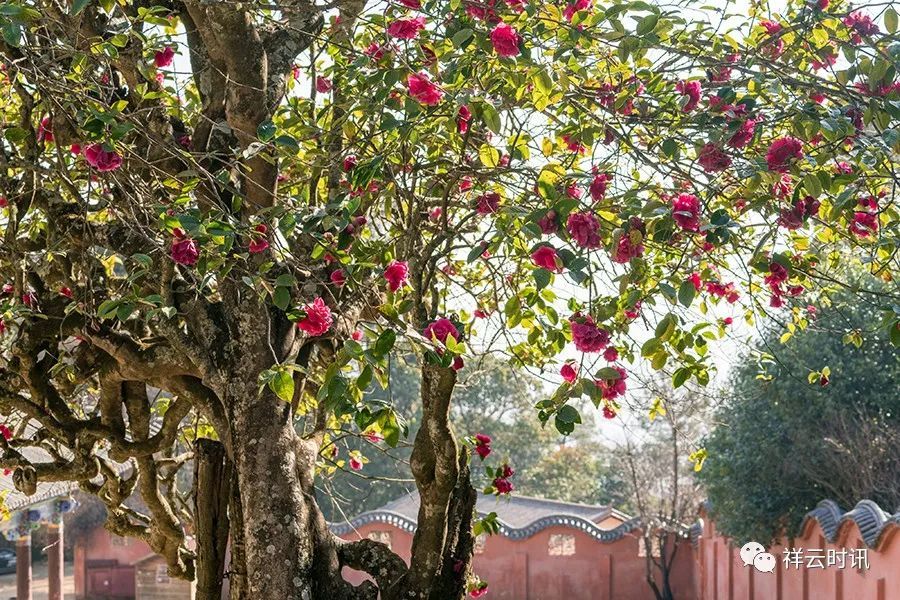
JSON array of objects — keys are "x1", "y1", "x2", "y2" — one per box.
[
  {"x1": 672, "y1": 193, "x2": 701, "y2": 232},
  {"x1": 384, "y1": 260, "x2": 409, "y2": 291},
  {"x1": 589, "y1": 172, "x2": 610, "y2": 202},
  {"x1": 843, "y1": 11, "x2": 879, "y2": 39},
  {"x1": 560, "y1": 362, "x2": 578, "y2": 383},
  {"x1": 343, "y1": 155, "x2": 357, "y2": 171},
  {"x1": 457, "y1": 105, "x2": 472, "y2": 134},
  {"x1": 727, "y1": 119, "x2": 757, "y2": 149},
  {"x1": 476, "y1": 192, "x2": 501, "y2": 215},
  {"x1": 611, "y1": 233, "x2": 643, "y2": 264},
  {"x1": 474, "y1": 433, "x2": 492, "y2": 460},
  {"x1": 566, "y1": 211, "x2": 602, "y2": 248},
  {"x1": 0, "y1": 424, "x2": 11, "y2": 441},
  {"x1": 676, "y1": 80, "x2": 701, "y2": 112},
  {"x1": 37, "y1": 116, "x2": 53, "y2": 143},
  {"x1": 388, "y1": 16, "x2": 425, "y2": 40},
  {"x1": 570, "y1": 314, "x2": 610, "y2": 352},
  {"x1": 0, "y1": 197, "x2": 7, "y2": 208},
  {"x1": 349, "y1": 456, "x2": 363, "y2": 471},
  {"x1": 397, "y1": 0, "x2": 422, "y2": 7},
  {"x1": 0, "y1": 320, "x2": 5, "y2": 335},
  {"x1": 470, "y1": 584, "x2": 489, "y2": 598},
  {"x1": 563, "y1": 0, "x2": 592, "y2": 22},
  {"x1": 407, "y1": 72, "x2": 443, "y2": 105},
  {"x1": 248, "y1": 224, "x2": 269, "y2": 254},
  {"x1": 330, "y1": 269, "x2": 347, "y2": 287},
  {"x1": 84, "y1": 144, "x2": 123, "y2": 172},
  {"x1": 697, "y1": 143, "x2": 732, "y2": 173},
  {"x1": 70, "y1": 143, "x2": 81, "y2": 155},
  {"x1": 315, "y1": 76, "x2": 332, "y2": 93},
  {"x1": 423, "y1": 318, "x2": 461, "y2": 345},
  {"x1": 765, "y1": 137, "x2": 803, "y2": 172},
  {"x1": 60, "y1": 287, "x2": 73, "y2": 299},
  {"x1": 537, "y1": 210, "x2": 558, "y2": 234},
  {"x1": 603, "y1": 347, "x2": 619, "y2": 362},
  {"x1": 490, "y1": 23, "x2": 521, "y2": 57},
  {"x1": 602, "y1": 405, "x2": 617, "y2": 419},
  {"x1": 154, "y1": 46, "x2": 175, "y2": 68},
  {"x1": 531, "y1": 245, "x2": 563, "y2": 272},
  {"x1": 297, "y1": 297, "x2": 333, "y2": 336},
  {"x1": 493, "y1": 475, "x2": 514, "y2": 494},
  {"x1": 596, "y1": 366, "x2": 627, "y2": 400},
  {"x1": 170, "y1": 229, "x2": 199, "y2": 266}
]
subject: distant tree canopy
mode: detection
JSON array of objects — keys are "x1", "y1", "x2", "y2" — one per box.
[
  {"x1": 323, "y1": 355, "x2": 627, "y2": 518},
  {"x1": 698, "y1": 280, "x2": 900, "y2": 545}
]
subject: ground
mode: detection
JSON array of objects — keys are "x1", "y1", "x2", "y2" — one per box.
[{"x1": 0, "y1": 561, "x2": 74, "y2": 600}]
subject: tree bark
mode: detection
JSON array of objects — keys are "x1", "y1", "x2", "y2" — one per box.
[{"x1": 194, "y1": 439, "x2": 231, "y2": 600}]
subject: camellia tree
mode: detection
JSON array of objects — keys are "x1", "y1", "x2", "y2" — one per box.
[{"x1": 0, "y1": 0, "x2": 898, "y2": 598}]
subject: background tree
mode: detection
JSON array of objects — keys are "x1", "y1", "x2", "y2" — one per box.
[
  {"x1": 698, "y1": 280, "x2": 900, "y2": 545},
  {"x1": 324, "y1": 354, "x2": 621, "y2": 518},
  {"x1": 0, "y1": 1, "x2": 898, "y2": 599},
  {"x1": 604, "y1": 376, "x2": 708, "y2": 600}
]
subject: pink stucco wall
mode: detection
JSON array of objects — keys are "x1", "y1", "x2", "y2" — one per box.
[
  {"x1": 692, "y1": 508, "x2": 900, "y2": 600},
  {"x1": 341, "y1": 521, "x2": 694, "y2": 600}
]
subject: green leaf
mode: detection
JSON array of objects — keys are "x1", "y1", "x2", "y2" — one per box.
[
  {"x1": 269, "y1": 369, "x2": 295, "y2": 402},
  {"x1": 481, "y1": 103, "x2": 502, "y2": 135},
  {"x1": 3, "y1": 127, "x2": 27, "y2": 142},
  {"x1": 451, "y1": 28, "x2": 473, "y2": 48},
  {"x1": 673, "y1": 367, "x2": 691, "y2": 388},
  {"x1": 533, "y1": 268, "x2": 551, "y2": 290},
  {"x1": 257, "y1": 120, "x2": 276, "y2": 142},
  {"x1": 595, "y1": 367, "x2": 623, "y2": 380},
  {"x1": 636, "y1": 13, "x2": 659, "y2": 36},
  {"x1": 478, "y1": 144, "x2": 501, "y2": 168},
  {"x1": 374, "y1": 329, "x2": 397, "y2": 357},
  {"x1": 678, "y1": 280, "x2": 696, "y2": 308},
  {"x1": 887, "y1": 7, "x2": 898, "y2": 34},
  {"x1": 557, "y1": 404, "x2": 582, "y2": 424},
  {"x1": 273, "y1": 286, "x2": 290, "y2": 310}
]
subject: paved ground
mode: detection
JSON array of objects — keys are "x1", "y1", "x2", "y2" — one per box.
[{"x1": 0, "y1": 561, "x2": 75, "y2": 600}]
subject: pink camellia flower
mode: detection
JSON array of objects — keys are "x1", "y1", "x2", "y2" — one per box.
[
  {"x1": 315, "y1": 76, "x2": 332, "y2": 93},
  {"x1": 452, "y1": 355, "x2": 464, "y2": 371},
  {"x1": 603, "y1": 347, "x2": 619, "y2": 362},
  {"x1": 843, "y1": 11, "x2": 879, "y2": 38},
  {"x1": 566, "y1": 211, "x2": 602, "y2": 249},
  {"x1": 476, "y1": 192, "x2": 501, "y2": 215},
  {"x1": 493, "y1": 475, "x2": 514, "y2": 495},
  {"x1": 70, "y1": 143, "x2": 81, "y2": 155},
  {"x1": 672, "y1": 193, "x2": 701, "y2": 232},
  {"x1": 330, "y1": 269, "x2": 347, "y2": 287},
  {"x1": 676, "y1": 80, "x2": 701, "y2": 112},
  {"x1": 563, "y1": 0, "x2": 592, "y2": 22},
  {"x1": 687, "y1": 272, "x2": 702, "y2": 291},
  {"x1": 589, "y1": 173, "x2": 610, "y2": 202},
  {"x1": 470, "y1": 584, "x2": 489, "y2": 598},
  {"x1": 596, "y1": 366, "x2": 627, "y2": 400},
  {"x1": 602, "y1": 405, "x2": 616, "y2": 419},
  {"x1": 560, "y1": 362, "x2": 578, "y2": 383},
  {"x1": 0, "y1": 424, "x2": 11, "y2": 441},
  {"x1": 343, "y1": 155, "x2": 357, "y2": 171},
  {"x1": 248, "y1": 224, "x2": 269, "y2": 253},
  {"x1": 423, "y1": 317, "x2": 461, "y2": 345},
  {"x1": 84, "y1": 143, "x2": 123, "y2": 172},
  {"x1": 154, "y1": 46, "x2": 175, "y2": 68},
  {"x1": 384, "y1": 260, "x2": 409, "y2": 292},
  {"x1": 37, "y1": 117, "x2": 53, "y2": 143},
  {"x1": 850, "y1": 209, "x2": 878, "y2": 238},
  {"x1": 531, "y1": 245, "x2": 563, "y2": 273},
  {"x1": 352, "y1": 329, "x2": 364, "y2": 341},
  {"x1": 697, "y1": 143, "x2": 731, "y2": 173},
  {"x1": 22, "y1": 291, "x2": 37, "y2": 308},
  {"x1": 297, "y1": 297, "x2": 333, "y2": 336},
  {"x1": 565, "y1": 182, "x2": 581, "y2": 200},
  {"x1": 765, "y1": 137, "x2": 803, "y2": 172},
  {"x1": 170, "y1": 229, "x2": 199, "y2": 266},
  {"x1": 388, "y1": 16, "x2": 425, "y2": 39},
  {"x1": 611, "y1": 234, "x2": 643, "y2": 264},
  {"x1": 727, "y1": 119, "x2": 757, "y2": 149},
  {"x1": 407, "y1": 72, "x2": 443, "y2": 105},
  {"x1": 537, "y1": 210, "x2": 558, "y2": 235},
  {"x1": 396, "y1": 0, "x2": 422, "y2": 7},
  {"x1": 722, "y1": 317, "x2": 734, "y2": 326},
  {"x1": 490, "y1": 23, "x2": 521, "y2": 57},
  {"x1": 460, "y1": 177, "x2": 473, "y2": 192},
  {"x1": 457, "y1": 105, "x2": 472, "y2": 134},
  {"x1": 569, "y1": 314, "x2": 610, "y2": 352},
  {"x1": 349, "y1": 455, "x2": 363, "y2": 471},
  {"x1": 562, "y1": 134, "x2": 586, "y2": 154},
  {"x1": 474, "y1": 433, "x2": 492, "y2": 459}
]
